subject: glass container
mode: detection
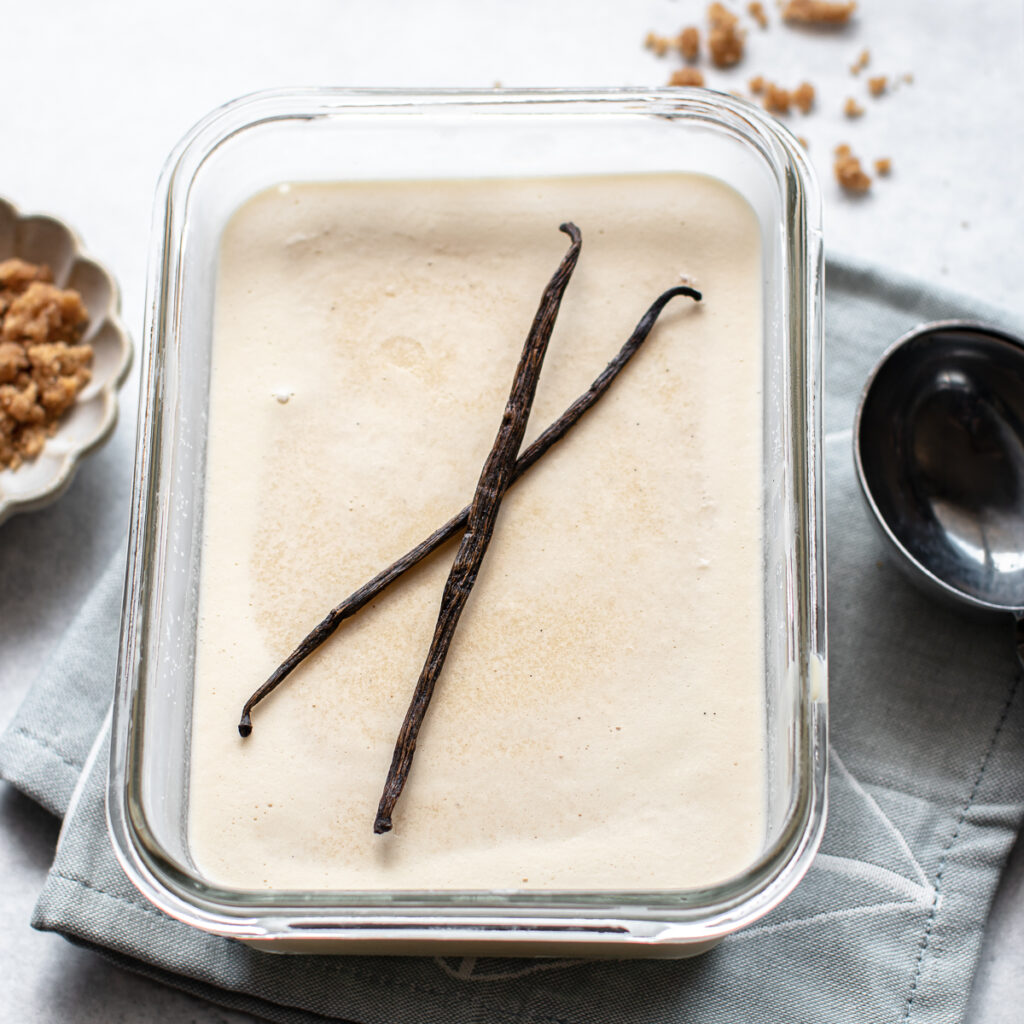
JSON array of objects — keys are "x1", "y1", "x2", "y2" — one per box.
[{"x1": 108, "y1": 88, "x2": 826, "y2": 956}]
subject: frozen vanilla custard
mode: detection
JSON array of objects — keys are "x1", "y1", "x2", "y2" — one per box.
[{"x1": 188, "y1": 173, "x2": 767, "y2": 892}]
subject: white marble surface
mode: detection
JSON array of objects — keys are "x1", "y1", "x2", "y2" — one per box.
[{"x1": 0, "y1": 1, "x2": 1021, "y2": 1020}]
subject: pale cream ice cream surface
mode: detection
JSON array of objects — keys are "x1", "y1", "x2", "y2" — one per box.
[{"x1": 189, "y1": 173, "x2": 765, "y2": 891}]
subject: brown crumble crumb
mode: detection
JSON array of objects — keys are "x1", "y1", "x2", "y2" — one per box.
[
  {"x1": 792, "y1": 81, "x2": 815, "y2": 113},
  {"x1": 874, "y1": 157, "x2": 892, "y2": 176},
  {"x1": 0, "y1": 259, "x2": 91, "y2": 471},
  {"x1": 709, "y1": 4, "x2": 739, "y2": 30},
  {"x1": 901, "y1": 71, "x2": 914, "y2": 84},
  {"x1": 844, "y1": 96, "x2": 865, "y2": 117},
  {"x1": 644, "y1": 31, "x2": 673, "y2": 57},
  {"x1": 760, "y1": 80, "x2": 814, "y2": 115},
  {"x1": 782, "y1": 0, "x2": 856, "y2": 25},
  {"x1": 834, "y1": 144, "x2": 872, "y2": 192},
  {"x1": 797, "y1": 136, "x2": 809, "y2": 148},
  {"x1": 0, "y1": 259, "x2": 51, "y2": 297},
  {"x1": 763, "y1": 82, "x2": 792, "y2": 114},
  {"x1": 708, "y1": 3, "x2": 745, "y2": 67},
  {"x1": 669, "y1": 67, "x2": 706, "y2": 87},
  {"x1": 678, "y1": 25, "x2": 701, "y2": 61},
  {"x1": 749, "y1": 74, "x2": 765, "y2": 93},
  {"x1": 850, "y1": 47, "x2": 870, "y2": 74},
  {"x1": 747, "y1": 1, "x2": 769, "y2": 28},
  {"x1": 867, "y1": 74, "x2": 887, "y2": 96}
]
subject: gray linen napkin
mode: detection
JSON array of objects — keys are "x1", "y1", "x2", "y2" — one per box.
[{"x1": 2, "y1": 256, "x2": 1024, "y2": 1024}]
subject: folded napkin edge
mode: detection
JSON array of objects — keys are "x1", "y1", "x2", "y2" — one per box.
[{"x1": 0, "y1": 725, "x2": 83, "y2": 817}]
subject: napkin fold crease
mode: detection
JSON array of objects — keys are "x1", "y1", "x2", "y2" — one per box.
[{"x1": 2, "y1": 256, "x2": 1023, "y2": 1024}]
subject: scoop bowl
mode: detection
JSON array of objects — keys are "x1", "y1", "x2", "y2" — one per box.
[{"x1": 854, "y1": 320, "x2": 1024, "y2": 615}]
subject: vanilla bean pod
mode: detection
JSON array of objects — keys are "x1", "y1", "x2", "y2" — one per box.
[
  {"x1": 237, "y1": 279, "x2": 701, "y2": 738},
  {"x1": 373, "y1": 222, "x2": 582, "y2": 833}
]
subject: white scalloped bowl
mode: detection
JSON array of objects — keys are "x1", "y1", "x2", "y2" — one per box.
[{"x1": 0, "y1": 198, "x2": 132, "y2": 524}]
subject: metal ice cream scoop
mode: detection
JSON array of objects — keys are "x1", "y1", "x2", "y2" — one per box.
[{"x1": 854, "y1": 320, "x2": 1024, "y2": 658}]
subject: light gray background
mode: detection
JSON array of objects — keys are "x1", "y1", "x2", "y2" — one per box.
[{"x1": 1, "y1": 1, "x2": 1021, "y2": 1020}]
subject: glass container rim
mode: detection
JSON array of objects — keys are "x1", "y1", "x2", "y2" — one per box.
[{"x1": 108, "y1": 86, "x2": 827, "y2": 950}]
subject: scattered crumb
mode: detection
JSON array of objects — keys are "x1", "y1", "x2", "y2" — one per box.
[
  {"x1": 678, "y1": 25, "x2": 701, "y2": 61},
  {"x1": 867, "y1": 74, "x2": 887, "y2": 96},
  {"x1": 797, "y1": 136, "x2": 809, "y2": 148},
  {"x1": 763, "y1": 82, "x2": 792, "y2": 114},
  {"x1": 709, "y1": 4, "x2": 739, "y2": 30},
  {"x1": 850, "y1": 48, "x2": 870, "y2": 74},
  {"x1": 782, "y1": 0, "x2": 856, "y2": 24},
  {"x1": 669, "y1": 67, "x2": 706, "y2": 86},
  {"x1": 0, "y1": 259, "x2": 91, "y2": 470},
  {"x1": 708, "y1": 3, "x2": 745, "y2": 67},
  {"x1": 760, "y1": 80, "x2": 814, "y2": 115},
  {"x1": 747, "y1": 1, "x2": 768, "y2": 28},
  {"x1": 792, "y1": 81, "x2": 815, "y2": 113},
  {"x1": 644, "y1": 31, "x2": 673, "y2": 57},
  {"x1": 643, "y1": 1, "x2": 908, "y2": 187},
  {"x1": 834, "y1": 144, "x2": 872, "y2": 192}
]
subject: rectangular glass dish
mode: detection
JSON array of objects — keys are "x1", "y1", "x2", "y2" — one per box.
[{"x1": 109, "y1": 88, "x2": 826, "y2": 956}]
